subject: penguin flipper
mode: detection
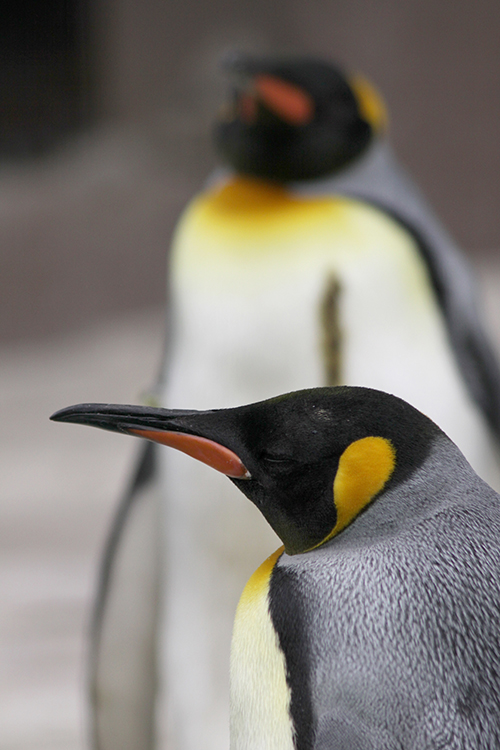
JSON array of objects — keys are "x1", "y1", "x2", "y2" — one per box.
[
  {"x1": 315, "y1": 712, "x2": 399, "y2": 750},
  {"x1": 89, "y1": 440, "x2": 162, "y2": 750},
  {"x1": 447, "y1": 311, "x2": 500, "y2": 438},
  {"x1": 383, "y1": 207, "x2": 500, "y2": 440}
]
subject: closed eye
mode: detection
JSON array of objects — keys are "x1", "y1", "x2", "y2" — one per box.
[{"x1": 260, "y1": 451, "x2": 296, "y2": 466}]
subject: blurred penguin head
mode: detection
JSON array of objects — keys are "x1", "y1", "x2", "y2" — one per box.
[{"x1": 214, "y1": 53, "x2": 386, "y2": 182}]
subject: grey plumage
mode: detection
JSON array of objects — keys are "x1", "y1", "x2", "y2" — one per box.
[{"x1": 275, "y1": 436, "x2": 500, "y2": 748}]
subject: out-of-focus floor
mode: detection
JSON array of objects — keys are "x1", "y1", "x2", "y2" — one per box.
[
  {"x1": 0, "y1": 308, "x2": 164, "y2": 750},
  {"x1": 0, "y1": 256, "x2": 498, "y2": 750}
]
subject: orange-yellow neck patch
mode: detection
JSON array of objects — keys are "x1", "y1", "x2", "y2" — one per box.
[
  {"x1": 176, "y1": 177, "x2": 349, "y2": 263},
  {"x1": 231, "y1": 545, "x2": 293, "y2": 749},
  {"x1": 311, "y1": 436, "x2": 395, "y2": 550},
  {"x1": 203, "y1": 176, "x2": 302, "y2": 216},
  {"x1": 237, "y1": 546, "x2": 284, "y2": 609}
]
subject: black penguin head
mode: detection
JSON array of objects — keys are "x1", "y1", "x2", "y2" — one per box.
[
  {"x1": 51, "y1": 387, "x2": 440, "y2": 555},
  {"x1": 214, "y1": 53, "x2": 386, "y2": 182}
]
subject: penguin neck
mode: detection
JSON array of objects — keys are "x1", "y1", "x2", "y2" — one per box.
[
  {"x1": 292, "y1": 136, "x2": 460, "y2": 267},
  {"x1": 210, "y1": 137, "x2": 459, "y2": 264},
  {"x1": 290, "y1": 137, "x2": 413, "y2": 205},
  {"x1": 209, "y1": 137, "x2": 419, "y2": 213},
  {"x1": 318, "y1": 435, "x2": 477, "y2": 551}
]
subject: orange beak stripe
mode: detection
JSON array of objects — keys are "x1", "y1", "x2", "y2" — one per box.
[
  {"x1": 130, "y1": 429, "x2": 251, "y2": 479},
  {"x1": 254, "y1": 74, "x2": 314, "y2": 126}
]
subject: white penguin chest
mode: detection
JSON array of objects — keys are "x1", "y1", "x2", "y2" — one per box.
[
  {"x1": 163, "y1": 179, "x2": 498, "y2": 483},
  {"x1": 230, "y1": 548, "x2": 294, "y2": 750}
]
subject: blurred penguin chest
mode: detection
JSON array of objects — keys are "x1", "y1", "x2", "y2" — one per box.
[
  {"x1": 230, "y1": 549, "x2": 295, "y2": 750},
  {"x1": 166, "y1": 177, "x2": 443, "y2": 408}
]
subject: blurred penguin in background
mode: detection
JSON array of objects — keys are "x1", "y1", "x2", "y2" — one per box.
[{"x1": 89, "y1": 54, "x2": 500, "y2": 750}]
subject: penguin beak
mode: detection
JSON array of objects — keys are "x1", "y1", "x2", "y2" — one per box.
[
  {"x1": 220, "y1": 52, "x2": 314, "y2": 126},
  {"x1": 50, "y1": 403, "x2": 251, "y2": 479}
]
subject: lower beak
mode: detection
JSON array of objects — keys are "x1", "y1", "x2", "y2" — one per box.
[{"x1": 50, "y1": 403, "x2": 250, "y2": 479}]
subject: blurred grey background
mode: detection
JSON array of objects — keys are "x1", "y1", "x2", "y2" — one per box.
[
  {"x1": 1, "y1": 1, "x2": 499, "y2": 748},
  {"x1": 1, "y1": 0, "x2": 499, "y2": 343}
]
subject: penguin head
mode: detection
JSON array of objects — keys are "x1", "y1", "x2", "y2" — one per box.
[
  {"x1": 51, "y1": 387, "x2": 440, "y2": 555},
  {"x1": 214, "y1": 53, "x2": 387, "y2": 182}
]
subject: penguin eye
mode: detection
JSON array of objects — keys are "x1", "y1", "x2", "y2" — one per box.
[{"x1": 260, "y1": 450, "x2": 296, "y2": 468}]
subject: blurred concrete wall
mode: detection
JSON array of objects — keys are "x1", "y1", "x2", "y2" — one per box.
[{"x1": 1, "y1": 0, "x2": 499, "y2": 342}]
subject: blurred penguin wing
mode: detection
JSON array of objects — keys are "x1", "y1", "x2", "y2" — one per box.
[
  {"x1": 296, "y1": 139, "x2": 500, "y2": 438},
  {"x1": 89, "y1": 440, "x2": 161, "y2": 750}
]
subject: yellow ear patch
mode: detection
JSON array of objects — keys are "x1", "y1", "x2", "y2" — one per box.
[
  {"x1": 310, "y1": 437, "x2": 395, "y2": 550},
  {"x1": 349, "y1": 74, "x2": 388, "y2": 133},
  {"x1": 333, "y1": 436, "x2": 396, "y2": 535}
]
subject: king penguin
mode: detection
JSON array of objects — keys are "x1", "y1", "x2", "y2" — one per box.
[
  {"x1": 53, "y1": 388, "x2": 500, "y2": 749},
  {"x1": 89, "y1": 55, "x2": 500, "y2": 750}
]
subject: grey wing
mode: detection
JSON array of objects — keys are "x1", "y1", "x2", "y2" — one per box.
[
  {"x1": 296, "y1": 138, "x2": 500, "y2": 439},
  {"x1": 89, "y1": 440, "x2": 162, "y2": 750}
]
